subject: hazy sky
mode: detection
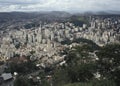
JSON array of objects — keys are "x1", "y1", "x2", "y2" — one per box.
[{"x1": 0, "y1": 0, "x2": 119, "y2": 12}]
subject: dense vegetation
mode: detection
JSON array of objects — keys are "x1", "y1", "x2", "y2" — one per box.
[
  {"x1": 13, "y1": 42, "x2": 120, "y2": 86},
  {"x1": 4, "y1": 60, "x2": 38, "y2": 74},
  {"x1": 68, "y1": 15, "x2": 89, "y2": 27},
  {"x1": 61, "y1": 38, "x2": 100, "y2": 50},
  {"x1": 52, "y1": 43, "x2": 120, "y2": 86}
]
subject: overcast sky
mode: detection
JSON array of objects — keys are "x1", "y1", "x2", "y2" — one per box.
[{"x1": 0, "y1": 0, "x2": 119, "y2": 12}]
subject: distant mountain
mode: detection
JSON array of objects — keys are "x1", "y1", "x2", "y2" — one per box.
[
  {"x1": 0, "y1": 11, "x2": 71, "y2": 20},
  {"x1": 0, "y1": 11, "x2": 120, "y2": 30},
  {"x1": 106, "y1": 11, "x2": 120, "y2": 15},
  {"x1": 92, "y1": 11, "x2": 120, "y2": 15},
  {"x1": 0, "y1": 11, "x2": 71, "y2": 30},
  {"x1": 74, "y1": 11, "x2": 120, "y2": 16},
  {"x1": 48, "y1": 11, "x2": 71, "y2": 17}
]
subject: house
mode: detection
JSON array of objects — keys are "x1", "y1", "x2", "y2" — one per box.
[{"x1": 1, "y1": 73, "x2": 13, "y2": 81}]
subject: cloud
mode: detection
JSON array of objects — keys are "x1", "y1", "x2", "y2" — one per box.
[{"x1": 0, "y1": 0, "x2": 120, "y2": 12}]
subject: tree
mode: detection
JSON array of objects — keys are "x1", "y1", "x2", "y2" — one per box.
[
  {"x1": 96, "y1": 43, "x2": 120, "y2": 86},
  {"x1": 15, "y1": 43, "x2": 21, "y2": 49},
  {"x1": 67, "y1": 63, "x2": 96, "y2": 82},
  {"x1": 64, "y1": 79, "x2": 116, "y2": 86},
  {"x1": 5, "y1": 61, "x2": 38, "y2": 74},
  {"x1": 14, "y1": 76, "x2": 31, "y2": 86},
  {"x1": 53, "y1": 67, "x2": 70, "y2": 86},
  {"x1": 65, "y1": 44, "x2": 96, "y2": 66},
  {"x1": 64, "y1": 44, "x2": 97, "y2": 83}
]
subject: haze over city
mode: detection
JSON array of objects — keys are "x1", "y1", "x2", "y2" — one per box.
[{"x1": 0, "y1": 0, "x2": 120, "y2": 13}]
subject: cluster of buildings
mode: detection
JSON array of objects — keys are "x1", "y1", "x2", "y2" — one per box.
[
  {"x1": 0, "y1": 16, "x2": 120, "y2": 63},
  {"x1": 0, "y1": 15, "x2": 119, "y2": 86},
  {"x1": 89, "y1": 16, "x2": 120, "y2": 45}
]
